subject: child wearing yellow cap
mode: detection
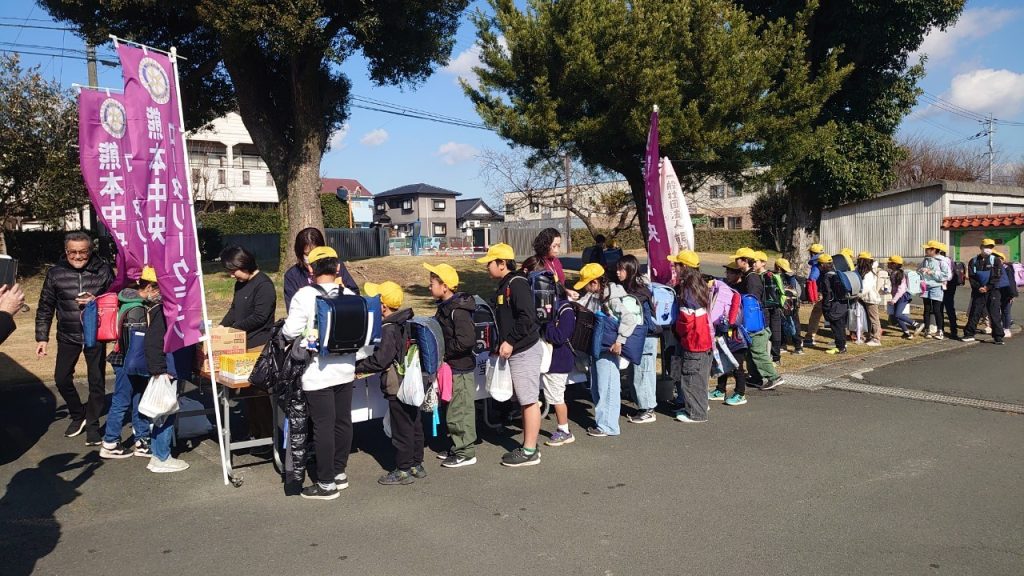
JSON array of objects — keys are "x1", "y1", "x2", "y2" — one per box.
[
  {"x1": 423, "y1": 262, "x2": 480, "y2": 467},
  {"x1": 855, "y1": 252, "x2": 883, "y2": 346},
  {"x1": 773, "y1": 258, "x2": 804, "y2": 355},
  {"x1": 962, "y1": 239, "x2": 1006, "y2": 343},
  {"x1": 918, "y1": 241, "x2": 952, "y2": 340},
  {"x1": 281, "y1": 245, "x2": 359, "y2": 500},
  {"x1": 803, "y1": 244, "x2": 826, "y2": 346},
  {"x1": 886, "y1": 256, "x2": 919, "y2": 339},
  {"x1": 816, "y1": 255, "x2": 849, "y2": 355},
  {"x1": 478, "y1": 244, "x2": 546, "y2": 466},
  {"x1": 734, "y1": 250, "x2": 784, "y2": 389},
  {"x1": 355, "y1": 281, "x2": 424, "y2": 485}
]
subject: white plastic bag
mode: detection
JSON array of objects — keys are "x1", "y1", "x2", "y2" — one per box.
[
  {"x1": 486, "y1": 356, "x2": 513, "y2": 402},
  {"x1": 539, "y1": 341, "x2": 553, "y2": 374},
  {"x1": 139, "y1": 374, "x2": 179, "y2": 419},
  {"x1": 397, "y1": 352, "x2": 425, "y2": 407}
]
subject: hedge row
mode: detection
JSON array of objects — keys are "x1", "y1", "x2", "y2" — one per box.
[{"x1": 570, "y1": 227, "x2": 763, "y2": 253}]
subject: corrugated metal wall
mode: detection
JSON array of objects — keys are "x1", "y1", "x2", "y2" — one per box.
[{"x1": 820, "y1": 188, "x2": 945, "y2": 259}]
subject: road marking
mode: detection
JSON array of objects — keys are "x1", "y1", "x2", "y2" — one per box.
[{"x1": 824, "y1": 379, "x2": 1024, "y2": 414}]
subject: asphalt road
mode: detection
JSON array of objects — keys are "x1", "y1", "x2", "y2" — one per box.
[{"x1": 2, "y1": 339, "x2": 1023, "y2": 576}]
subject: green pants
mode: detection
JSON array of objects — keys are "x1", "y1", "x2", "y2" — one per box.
[
  {"x1": 446, "y1": 371, "x2": 478, "y2": 458},
  {"x1": 747, "y1": 328, "x2": 779, "y2": 381}
]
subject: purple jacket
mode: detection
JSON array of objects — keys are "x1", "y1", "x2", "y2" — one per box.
[{"x1": 544, "y1": 301, "x2": 576, "y2": 374}]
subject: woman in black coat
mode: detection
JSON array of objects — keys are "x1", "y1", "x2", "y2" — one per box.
[
  {"x1": 282, "y1": 228, "x2": 359, "y2": 310},
  {"x1": 220, "y1": 246, "x2": 276, "y2": 350}
]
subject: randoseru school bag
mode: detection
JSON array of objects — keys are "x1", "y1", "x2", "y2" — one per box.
[
  {"x1": 83, "y1": 292, "x2": 120, "y2": 348},
  {"x1": 470, "y1": 295, "x2": 497, "y2": 356},
  {"x1": 524, "y1": 270, "x2": 558, "y2": 324},
  {"x1": 312, "y1": 285, "x2": 382, "y2": 356},
  {"x1": 905, "y1": 269, "x2": 923, "y2": 296},
  {"x1": 836, "y1": 271, "x2": 862, "y2": 300},
  {"x1": 954, "y1": 261, "x2": 967, "y2": 286},
  {"x1": 407, "y1": 316, "x2": 445, "y2": 412},
  {"x1": 568, "y1": 302, "x2": 596, "y2": 355},
  {"x1": 649, "y1": 282, "x2": 678, "y2": 326},
  {"x1": 674, "y1": 305, "x2": 713, "y2": 353},
  {"x1": 591, "y1": 308, "x2": 646, "y2": 364}
]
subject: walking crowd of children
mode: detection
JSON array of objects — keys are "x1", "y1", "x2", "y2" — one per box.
[{"x1": 42, "y1": 227, "x2": 1019, "y2": 500}]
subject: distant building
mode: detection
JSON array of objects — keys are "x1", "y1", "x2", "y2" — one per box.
[
  {"x1": 186, "y1": 112, "x2": 279, "y2": 207},
  {"x1": 942, "y1": 212, "x2": 1024, "y2": 263},
  {"x1": 820, "y1": 180, "x2": 1024, "y2": 260},
  {"x1": 373, "y1": 183, "x2": 461, "y2": 238},
  {"x1": 321, "y1": 178, "x2": 374, "y2": 227},
  {"x1": 456, "y1": 198, "x2": 504, "y2": 248}
]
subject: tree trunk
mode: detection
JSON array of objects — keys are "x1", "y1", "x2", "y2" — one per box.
[
  {"x1": 786, "y1": 191, "x2": 819, "y2": 273},
  {"x1": 282, "y1": 155, "x2": 325, "y2": 269}
]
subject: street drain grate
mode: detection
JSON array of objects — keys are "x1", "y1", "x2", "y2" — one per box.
[{"x1": 824, "y1": 380, "x2": 1024, "y2": 414}]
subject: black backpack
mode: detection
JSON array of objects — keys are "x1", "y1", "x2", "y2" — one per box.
[
  {"x1": 954, "y1": 261, "x2": 967, "y2": 286},
  {"x1": 567, "y1": 302, "x2": 596, "y2": 355},
  {"x1": 761, "y1": 271, "x2": 785, "y2": 309}
]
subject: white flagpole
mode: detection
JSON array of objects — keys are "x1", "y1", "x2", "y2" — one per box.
[{"x1": 169, "y1": 46, "x2": 230, "y2": 486}]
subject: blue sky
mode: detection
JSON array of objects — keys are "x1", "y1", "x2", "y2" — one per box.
[{"x1": 2, "y1": 0, "x2": 1023, "y2": 201}]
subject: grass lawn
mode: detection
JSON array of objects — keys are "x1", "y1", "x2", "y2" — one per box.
[{"x1": 0, "y1": 253, "x2": 955, "y2": 386}]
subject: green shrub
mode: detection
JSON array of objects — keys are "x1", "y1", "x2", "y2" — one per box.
[
  {"x1": 571, "y1": 227, "x2": 762, "y2": 253},
  {"x1": 321, "y1": 196, "x2": 351, "y2": 228},
  {"x1": 197, "y1": 206, "x2": 283, "y2": 235}
]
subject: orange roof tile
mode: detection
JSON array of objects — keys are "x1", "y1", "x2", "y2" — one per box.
[{"x1": 941, "y1": 213, "x2": 1024, "y2": 230}]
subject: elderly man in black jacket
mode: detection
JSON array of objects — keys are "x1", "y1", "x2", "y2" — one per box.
[{"x1": 35, "y1": 232, "x2": 113, "y2": 443}]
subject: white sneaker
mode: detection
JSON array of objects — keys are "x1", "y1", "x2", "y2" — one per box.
[
  {"x1": 934, "y1": 332, "x2": 944, "y2": 341},
  {"x1": 866, "y1": 340, "x2": 881, "y2": 347},
  {"x1": 1004, "y1": 330, "x2": 1012, "y2": 339},
  {"x1": 147, "y1": 456, "x2": 189, "y2": 473},
  {"x1": 984, "y1": 326, "x2": 993, "y2": 334}
]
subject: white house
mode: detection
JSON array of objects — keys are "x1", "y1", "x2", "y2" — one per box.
[{"x1": 187, "y1": 112, "x2": 279, "y2": 206}]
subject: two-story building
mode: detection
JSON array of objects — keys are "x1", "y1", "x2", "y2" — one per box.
[
  {"x1": 321, "y1": 178, "x2": 375, "y2": 227},
  {"x1": 456, "y1": 198, "x2": 504, "y2": 248},
  {"x1": 187, "y1": 112, "x2": 279, "y2": 208},
  {"x1": 373, "y1": 183, "x2": 460, "y2": 238}
]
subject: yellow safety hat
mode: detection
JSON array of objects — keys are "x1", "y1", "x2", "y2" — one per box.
[
  {"x1": 574, "y1": 263, "x2": 606, "y2": 291},
  {"x1": 840, "y1": 247, "x2": 854, "y2": 256},
  {"x1": 993, "y1": 251, "x2": 1006, "y2": 260},
  {"x1": 857, "y1": 251, "x2": 873, "y2": 260},
  {"x1": 363, "y1": 281, "x2": 404, "y2": 309},
  {"x1": 753, "y1": 251, "x2": 768, "y2": 262},
  {"x1": 921, "y1": 240, "x2": 944, "y2": 251},
  {"x1": 307, "y1": 246, "x2": 338, "y2": 264},
  {"x1": 774, "y1": 258, "x2": 793, "y2": 273},
  {"x1": 476, "y1": 243, "x2": 515, "y2": 264},
  {"x1": 981, "y1": 238, "x2": 996, "y2": 247},
  {"x1": 731, "y1": 247, "x2": 756, "y2": 260},
  {"x1": 809, "y1": 243, "x2": 825, "y2": 254},
  {"x1": 667, "y1": 249, "x2": 700, "y2": 268},
  {"x1": 818, "y1": 254, "x2": 833, "y2": 264},
  {"x1": 423, "y1": 263, "x2": 460, "y2": 289},
  {"x1": 140, "y1": 266, "x2": 158, "y2": 283},
  {"x1": 888, "y1": 255, "x2": 903, "y2": 265}
]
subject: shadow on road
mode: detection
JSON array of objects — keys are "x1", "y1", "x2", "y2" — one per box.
[{"x1": 0, "y1": 353, "x2": 58, "y2": 467}]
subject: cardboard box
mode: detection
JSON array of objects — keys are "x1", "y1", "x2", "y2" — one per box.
[
  {"x1": 219, "y1": 352, "x2": 261, "y2": 378},
  {"x1": 197, "y1": 326, "x2": 247, "y2": 375}
]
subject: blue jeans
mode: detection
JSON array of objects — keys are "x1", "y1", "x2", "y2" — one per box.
[
  {"x1": 890, "y1": 294, "x2": 914, "y2": 333},
  {"x1": 631, "y1": 337, "x2": 658, "y2": 410},
  {"x1": 103, "y1": 366, "x2": 149, "y2": 444},
  {"x1": 590, "y1": 353, "x2": 622, "y2": 435},
  {"x1": 147, "y1": 413, "x2": 176, "y2": 461}
]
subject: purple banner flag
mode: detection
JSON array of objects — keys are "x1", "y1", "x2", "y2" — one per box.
[
  {"x1": 644, "y1": 108, "x2": 672, "y2": 284},
  {"x1": 117, "y1": 44, "x2": 202, "y2": 352}
]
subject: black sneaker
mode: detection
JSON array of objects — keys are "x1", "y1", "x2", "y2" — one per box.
[
  {"x1": 761, "y1": 377, "x2": 784, "y2": 391},
  {"x1": 747, "y1": 380, "x2": 765, "y2": 390},
  {"x1": 378, "y1": 469, "x2": 415, "y2": 486},
  {"x1": 133, "y1": 439, "x2": 152, "y2": 457},
  {"x1": 500, "y1": 447, "x2": 540, "y2": 467},
  {"x1": 410, "y1": 464, "x2": 427, "y2": 479},
  {"x1": 586, "y1": 427, "x2": 608, "y2": 437},
  {"x1": 64, "y1": 418, "x2": 86, "y2": 438},
  {"x1": 334, "y1": 473, "x2": 349, "y2": 490},
  {"x1": 301, "y1": 483, "x2": 340, "y2": 500},
  {"x1": 85, "y1": 430, "x2": 102, "y2": 446},
  {"x1": 435, "y1": 450, "x2": 452, "y2": 460},
  {"x1": 99, "y1": 441, "x2": 134, "y2": 459},
  {"x1": 994, "y1": 340, "x2": 1005, "y2": 345},
  {"x1": 441, "y1": 454, "x2": 477, "y2": 468}
]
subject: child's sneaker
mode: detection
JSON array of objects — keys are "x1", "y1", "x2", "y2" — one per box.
[
  {"x1": 334, "y1": 473, "x2": 349, "y2": 489},
  {"x1": 674, "y1": 411, "x2": 706, "y2": 423},
  {"x1": 146, "y1": 456, "x2": 189, "y2": 473},
  {"x1": 628, "y1": 409, "x2": 657, "y2": 424},
  {"x1": 441, "y1": 454, "x2": 477, "y2": 468},
  {"x1": 708, "y1": 390, "x2": 726, "y2": 401},
  {"x1": 724, "y1": 394, "x2": 747, "y2": 406},
  {"x1": 378, "y1": 469, "x2": 414, "y2": 486},
  {"x1": 300, "y1": 483, "x2": 339, "y2": 500},
  {"x1": 826, "y1": 348, "x2": 847, "y2": 355},
  {"x1": 435, "y1": 450, "x2": 452, "y2": 460},
  {"x1": 866, "y1": 339, "x2": 882, "y2": 346},
  {"x1": 133, "y1": 439, "x2": 152, "y2": 457},
  {"x1": 586, "y1": 427, "x2": 608, "y2": 437},
  {"x1": 500, "y1": 447, "x2": 540, "y2": 467},
  {"x1": 409, "y1": 465, "x2": 427, "y2": 479},
  {"x1": 100, "y1": 441, "x2": 133, "y2": 459},
  {"x1": 545, "y1": 429, "x2": 575, "y2": 446}
]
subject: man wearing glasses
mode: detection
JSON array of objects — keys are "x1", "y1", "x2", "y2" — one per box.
[{"x1": 35, "y1": 231, "x2": 114, "y2": 444}]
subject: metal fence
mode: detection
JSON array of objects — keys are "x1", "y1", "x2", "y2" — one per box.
[
  {"x1": 325, "y1": 227, "x2": 389, "y2": 261},
  {"x1": 490, "y1": 218, "x2": 572, "y2": 257},
  {"x1": 208, "y1": 233, "x2": 281, "y2": 272}
]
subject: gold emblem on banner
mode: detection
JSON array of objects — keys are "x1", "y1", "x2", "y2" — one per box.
[
  {"x1": 99, "y1": 98, "x2": 127, "y2": 138},
  {"x1": 139, "y1": 57, "x2": 170, "y2": 104}
]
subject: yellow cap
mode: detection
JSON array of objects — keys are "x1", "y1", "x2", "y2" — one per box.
[
  {"x1": 754, "y1": 251, "x2": 768, "y2": 262},
  {"x1": 307, "y1": 246, "x2": 338, "y2": 264},
  {"x1": 888, "y1": 255, "x2": 904, "y2": 265},
  {"x1": 809, "y1": 243, "x2": 825, "y2": 254},
  {"x1": 574, "y1": 263, "x2": 606, "y2": 291},
  {"x1": 921, "y1": 240, "x2": 944, "y2": 251},
  {"x1": 993, "y1": 251, "x2": 1006, "y2": 260},
  {"x1": 840, "y1": 247, "x2": 854, "y2": 256},
  {"x1": 476, "y1": 243, "x2": 515, "y2": 264},
  {"x1": 981, "y1": 238, "x2": 996, "y2": 247},
  {"x1": 667, "y1": 249, "x2": 700, "y2": 268},
  {"x1": 818, "y1": 254, "x2": 833, "y2": 264},
  {"x1": 140, "y1": 266, "x2": 158, "y2": 283},
  {"x1": 363, "y1": 281, "x2": 404, "y2": 309},
  {"x1": 423, "y1": 263, "x2": 460, "y2": 289},
  {"x1": 774, "y1": 258, "x2": 793, "y2": 274},
  {"x1": 731, "y1": 247, "x2": 756, "y2": 260},
  {"x1": 857, "y1": 251, "x2": 873, "y2": 260}
]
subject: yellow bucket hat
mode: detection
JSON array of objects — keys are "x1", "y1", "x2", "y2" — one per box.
[
  {"x1": 476, "y1": 243, "x2": 515, "y2": 264},
  {"x1": 667, "y1": 249, "x2": 700, "y2": 268},
  {"x1": 921, "y1": 240, "x2": 944, "y2": 251},
  {"x1": 363, "y1": 281, "x2": 404, "y2": 309},
  {"x1": 423, "y1": 263, "x2": 460, "y2": 289},
  {"x1": 840, "y1": 247, "x2": 854, "y2": 256},
  {"x1": 574, "y1": 263, "x2": 606, "y2": 291},
  {"x1": 754, "y1": 251, "x2": 768, "y2": 262},
  {"x1": 809, "y1": 243, "x2": 825, "y2": 254},
  {"x1": 889, "y1": 255, "x2": 904, "y2": 265},
  {"x1": 774, "y1": 258, "x2": 793, "y2": 273}
]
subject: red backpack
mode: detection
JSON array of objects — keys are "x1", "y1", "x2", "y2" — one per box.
[{"x1": 95, "y1": 293, "x2": 121, "y2": 343}]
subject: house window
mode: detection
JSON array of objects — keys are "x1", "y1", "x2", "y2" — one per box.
[
  {"x1": 505, "y1": 204, "x2": 515, "y2": 215},
  {"x1": 219, "y1": 156, "x2": 226, "y2": 167},
  {"x1": 266, "y1": 172, "x2": 274, "y2": 187},
  {"x1": 529, "y1": 202, "x2": 540, "y2": 214},
  {"x1": 433, "y1": 199, "x2": 446, "y2": 211},
  {"x1": 242, "y1": 170, "x2": 250, "y2": 186},
  {"x1": 727, "y1": 187, "x2": 742, "y2": 198},
  {"x1": 376, "y1": 203, "x2": 386, "y2": 213},
  {"x1": 727, "y1": 216, "x2": 743, "y2": 230},
  {"x1": 433, "y1": 223, "x2": 447, "y2": 237},
  {"x1": 402, "y1": 199, "x2": 413, "y2": 211},
  {"x1": 710, "y1": 185, "x2": 726, "y2": 199},
  {"x1": 710, "y1": 217, "x2": 725, "y2": 229},
  {"x1": 217, "y1": 169, "x2": 226, "y2": 185}
]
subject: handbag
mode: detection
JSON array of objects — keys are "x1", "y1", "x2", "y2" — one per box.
[
  {"x1": 123, "y1": 329, "x2": 150, "y2": 377},
  {"x1": 138, "y1": 374, "x2": 179, "y2": 419},
  {"x1": 485, "y1": 356, "x2": 513, "y2": 402}
]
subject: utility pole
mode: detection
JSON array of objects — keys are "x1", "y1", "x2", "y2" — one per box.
[
  {"x1": 987, "y1": 114, "x2": 994, "y2": 185},
  {"x1": 563, "y1": 153, "x2": 572, "y2": 253},
  {"x1": 86, "y1": 42, "x2": 98, "y2": 86}
]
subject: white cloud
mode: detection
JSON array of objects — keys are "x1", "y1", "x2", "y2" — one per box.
[
  {"x1": 327, "y1": 123, "x2": 349, "y2": 152},
  {"x1": 948, "y1": 68, "x2": 1024, "y2": 117},
  {"x1": 360, "y1": 128, "x2": 389, "y2": 147},
  {"x1": 435, "y1": 141, "x2": 479, "y2": 165},
  {"x1": 443, "y1": 37, "x2": 508, "y2": 88},
  {"x1": 914, "y1": 8, "x2": 1017, "y2": 61}
]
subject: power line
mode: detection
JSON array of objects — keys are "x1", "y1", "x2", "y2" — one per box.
[
  {"x1": 0, "y1": 49, "x2": 117, "y2": 66},
  {"x1": 351, "y1": 95, "x2": 490, "y2": 129},
  {"x1": 0, "y1": 22, "x2": 75, "y2": 31},
  {"x1": 350, "y1": 103, "x2": 492, "y2": 131},
  {"x1": 921, "y1": 91, "x2": 988, "y2": 121}
]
